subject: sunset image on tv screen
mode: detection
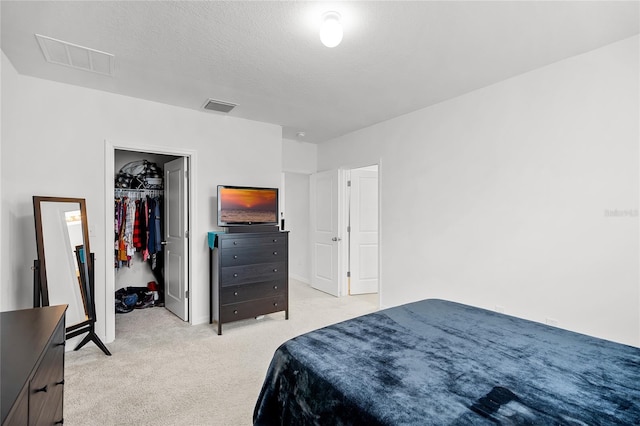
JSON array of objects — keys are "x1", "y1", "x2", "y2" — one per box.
[{"x1": 219, "y1": 187, "x2": 277, "y2": 224}]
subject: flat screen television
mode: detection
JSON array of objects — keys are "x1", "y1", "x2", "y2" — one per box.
[{"x1": 217, "y1": 185, "x2": 279, "y2": 227}]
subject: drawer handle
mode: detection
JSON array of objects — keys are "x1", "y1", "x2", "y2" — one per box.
[
  {"x1": 273, "y1": 268, "x2": 278, "y2": 273},
  {"x1": 233, "y1": 255, "x2": 238, "y2": 259},
  {"x1": 273, "y1": 285, "x2": 278, "y2": 290},
  {"x1": 234, "y1": 291, "x2": 238, "y2": 296},
  {"x1": 274, "y1": 302, "x2": 278, "y2": 307},
  {"x1": 233, "y1": 310, "x2": 238, "y2": 315},
  {"x1": 56, "y1": 379, "x2": 65, "y2": 386},
  {"x1": 273, "y1": 239, "x2": 278, "y2": 243},
  {"x1": 233, "y1": 241, "x2": 238, "y2": 245},
  {"x1": 55, "y1": 419, "x2": 64, "y2": 425},
  {"x1": 233, "y1": 273, "x2": 238, "y2": 278},
  {"x1": 273, "y1": 251, "x2": 278, "y2": 255},
  {"x1": 35, "y1": 385, "x2": 48, "y2": 393}
]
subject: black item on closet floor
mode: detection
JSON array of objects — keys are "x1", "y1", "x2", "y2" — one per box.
[{"x1": 115, "y1": 286, "x2": 156, "y2": 313}]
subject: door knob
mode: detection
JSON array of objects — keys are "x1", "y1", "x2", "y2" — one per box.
[{"x1": 331, "y1": 237, "x2": 342, "y2": 241}]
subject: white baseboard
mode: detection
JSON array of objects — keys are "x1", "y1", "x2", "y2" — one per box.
[
  {"x1": 192, "y1": 314, "x2": 211, "y2": 326},
  {"x1": 289, "y1": 273, "x2": 310, "y2": 285}
]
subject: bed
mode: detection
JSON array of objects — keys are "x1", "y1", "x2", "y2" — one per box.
[{"x1": 253, "y1": 299, "x2": 640, "y2": 425}]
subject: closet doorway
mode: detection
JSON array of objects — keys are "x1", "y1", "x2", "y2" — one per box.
[{"x1": 105, "y1": 142, "x2": 195, "y2": 343}]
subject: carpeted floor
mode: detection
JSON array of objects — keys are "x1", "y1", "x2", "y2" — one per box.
[{"x1": 64, "y1": 279, "x2": 378, "y2": 425}]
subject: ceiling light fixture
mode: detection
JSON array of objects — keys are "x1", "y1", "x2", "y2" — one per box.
[{"x1": 320, "y1": 11, "x2": 343, "y2": 48}]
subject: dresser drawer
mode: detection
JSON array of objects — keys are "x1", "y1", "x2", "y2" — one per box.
[
  {"x1": 220, "y1": 295, "x2": 286, "y2": 322},
  {"x1": 29, "y1": 324, "x2": 65, "y2": 425},
  {"x1": 31, "y1": 384, "x2": 63, "y2": 426},
  {"x1": 220, "y1": 245, "x2": 286, "y2": 267},
  {"x1": 221, "y1": 262, "x2": 286, "y2": 286},
  {"x1": 221, "y1": 281, "x2": 286, "y2": 305},
  {"x1": 219, "y1": 234, "x2": 285, "y2": 249}
]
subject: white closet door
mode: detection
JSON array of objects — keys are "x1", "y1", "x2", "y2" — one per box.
[
  {"x1": 164, "y1": 157, "x2": 189, "y2": 320},
  {"x1": 349, "y1": 168, "x2": 379, "y2": 295},
  {"x1": 310, "y1": 169, "x2": 341, "y2": 297}
]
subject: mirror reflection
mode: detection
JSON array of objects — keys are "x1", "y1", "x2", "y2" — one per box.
[{"x1": 38, "y1": 201, "x2": 89, "y2": 327}]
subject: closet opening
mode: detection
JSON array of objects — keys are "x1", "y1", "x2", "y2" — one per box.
[{"x1": 113, "y1": 149, "x2": 190, "y2": 333}]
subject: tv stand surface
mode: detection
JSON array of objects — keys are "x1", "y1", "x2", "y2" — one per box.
[
  {"x1": 226, "y1": 225, "x2": 279, "y2": 233},
  {"x1": 210, "y1": 230, "x2": 289, "y2": 334}
]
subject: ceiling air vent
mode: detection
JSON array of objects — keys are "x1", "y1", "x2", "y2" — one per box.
[
  {"x1": 35, "y1": 34, "x2": 114, "y2": 76},
  {"x1": 203, "y1": 99, "x2": 237, "y2": 113}
]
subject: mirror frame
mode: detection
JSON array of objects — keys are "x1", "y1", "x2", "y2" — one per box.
[
  {"x1": 33, "y1": 196, "x2": 111, "y2": 356},
  {"x1": 33, "y1": 196, "x2": 91, "y2": 316}
]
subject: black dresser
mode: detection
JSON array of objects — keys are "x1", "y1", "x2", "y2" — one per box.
[
  {"x1": 210, "y1": 231, "x2": 289, "y2": 335},
  {"x1": 1, "y1": 305, "x2": 67, "y2": 425}
]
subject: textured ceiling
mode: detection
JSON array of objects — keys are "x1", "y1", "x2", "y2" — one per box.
[{"x1": 2, "y1": 1, "x2": 638, "y2": 143}]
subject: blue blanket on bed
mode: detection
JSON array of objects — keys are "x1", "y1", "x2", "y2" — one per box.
[{"x1": 253, "y1": 299, "x2": 640, "y2": 425}]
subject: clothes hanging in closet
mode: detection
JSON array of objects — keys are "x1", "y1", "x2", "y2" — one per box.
[{"x1": 114, "y1": 194, "x2": 163, "y2": 269}]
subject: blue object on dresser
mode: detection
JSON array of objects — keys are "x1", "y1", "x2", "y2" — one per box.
[
  {"x1": 253, "y1": 299, "x2": 640, "y2": 425},
  {"x1": 207, "y1": 231, "x2": 225, "y2": 250}
]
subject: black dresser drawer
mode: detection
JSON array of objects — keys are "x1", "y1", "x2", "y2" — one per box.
[
  {"x1": 221, "y1": 262, "x2": 286, "y2": 286},
  {"x1": 221, "y1": 281, "x2": 286, "y2": 305},
  {"x1": 219, "y1": 234, "x2": 285, "y2": 249},
  {"x1": 220, "y1": 295, "x2": 286, "y2": 323},
  {"x1": 220, "y1": 245, "x2": 286, "y2": 267}
]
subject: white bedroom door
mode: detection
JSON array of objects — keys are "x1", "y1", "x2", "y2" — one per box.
[
  {"x1": 310, "y1": 169, "x2": 341, "y2": 296},
  {"x1": 349, "y1": 167, "x2": 379, "y2": 295},
  {"x1": 164, "y1": 157, "x2": 189, "y2": 320}
]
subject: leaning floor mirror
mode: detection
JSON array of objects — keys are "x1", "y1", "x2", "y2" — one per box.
[{"x1": 33, "y1": 196, "x2": 111, "y2": 356}]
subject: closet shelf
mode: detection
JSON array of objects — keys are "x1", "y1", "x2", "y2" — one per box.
[
  {"x1": 114, "y1": 188, "x2": 163, "y2": 200},
  {"x1": 115, "y1": 188, "x2": 163, "y2": 193}
]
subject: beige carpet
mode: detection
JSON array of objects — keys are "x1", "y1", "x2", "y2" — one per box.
[{"x1": 64, "y1": 280, "x2": 378, "y2": 425}]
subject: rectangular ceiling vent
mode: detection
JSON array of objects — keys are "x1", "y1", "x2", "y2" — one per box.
[
  {"x1": 35, "y1": 34, "x2": 114, "y2": 76},
  {"x1": 203, "y1": 98, "x2": 237, "y2": 113}
]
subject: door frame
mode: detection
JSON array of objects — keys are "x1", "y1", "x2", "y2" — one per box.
[
  {"x1": 104, "y1": 139, "x2": 197, "y2": 343},
  {"x1": 338, "y1": 161, "x2": 382, "y2": 304}
]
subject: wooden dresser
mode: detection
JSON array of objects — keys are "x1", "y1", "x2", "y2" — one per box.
[
  {"x1": 1, "y1": 305, "x2": 67, "y2": 426},
  {"x1": 210, "y1": 231, "x2": 289, "y2": 335}
]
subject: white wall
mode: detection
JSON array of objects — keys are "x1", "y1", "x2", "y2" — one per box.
[
  {"x1": 282, "y1": 138, "x2": 317, "y2": 283},
  {"x1": 283, "y1": 173, "x2": 311, "y2": 282},
  {"x1": 282, "y1": 139, "x2": 317, "y2": 174},
  {"x1": 1, "y1": 52, "x2": 283, "y2": 342},
  {"x1": 318, "y1": 36, "x2": 640, "y2": 346}
]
